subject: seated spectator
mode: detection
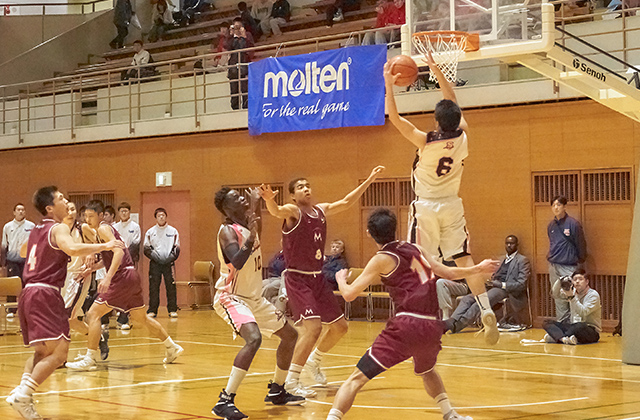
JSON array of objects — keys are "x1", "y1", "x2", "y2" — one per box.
[
  {"x1": 226, "y1": 17, "x2": 254, "y2": 110},
  {"x1": 262, "y1": 248, "x2": 285, "y2": 306},
  {"x1": 267, "y1": 0, "x2": 291, "y2": 37},
  {"x1": 238, "y1": 1, "x2": 261, "y2": 40},
  {"x1": 443, "y1": 235, "x2": 530, "y2": 334},
  {"x1": 362, "y1": 0, "x2": 405, "y2": 46},
  {"x1": 194, "y1": 25, "x2": 230, "y2": 73},
  {"x1": 326, "y1": 0, "x2": 362, "y2": 27},
  {"x1": 252, "y1": 0, "x2": 273, "y2": 39},
  {"x1": 122, "y1": 40, "x2": 157, "y2": 80},
  {"x1": 436, "y1": 277, "x2": 470, "y2": 320},
  {"x1": 148, "y1": 0, "x2": 174, "y2": 43},
  {"x1": 322, "y1": 239, "x2": 348, "y2": 290},
  {"x1": 543, "y1": 269, "x2": 601, "y2": 345}
]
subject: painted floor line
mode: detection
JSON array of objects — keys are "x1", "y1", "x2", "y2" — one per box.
[{"x1": 307, "y1": 396, "x2": 590, "y2": 410}]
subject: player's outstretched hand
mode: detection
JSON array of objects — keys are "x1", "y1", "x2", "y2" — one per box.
[
  {"x1": 422, "y1": 50, "x2": 437, "y2": 70},
  {"x1": 246, "y1": 187, "x2": 261, "y2": 213},
  {"x1": 258, "y1": 183, "x2": 278, "y2": 201},
  {"x1": 336, "y1": 268, "x2": 349, "y2": 290},
  {"x1": 383, "y1": 62, "x2": 400, "y2": 88},
  {"x1": 368, "y1": 165, "x2": 385, "y2": 180},
  {"x1": 477, "y1": 259, "x2": 500, "y2": 274}
]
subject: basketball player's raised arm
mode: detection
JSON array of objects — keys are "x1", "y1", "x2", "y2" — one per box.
[
  {"x1": 52, "y1": 223, "x2": 122, "y2": 257},
  {"x1": 424, "y1": 51, "x2": 469, "y2": 132},
  {"x1": 335, "y1": 254, "x2": 395, "y2": 301},
  {"x1": 421, "y1": 250, "x2": 499, "y2": 280},
  {"x1": 258, "y1": 184, "x2": 298, "y2": 221},
  {"x1": 320, "y1": 166, "x2": 385, "y2": 216},
  {"x1": 383, "y1": 63, "x2": 428, "y2": 149},
  {"x1": 219, "y1": 224, "x2": 255, "y2": 270}
]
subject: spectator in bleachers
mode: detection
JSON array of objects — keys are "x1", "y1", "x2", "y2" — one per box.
[
  {"x1": 148, "y1": 0, "x2": 175, "y2": 43},
  {"x1": 543, "y1": 269, "x2": 601, "y2": 344},
  {"x1": 238, "y1": 1, "x2": 261, "y2": 39},
  {"x1": 268, "y1": 0, "x2": 291, "y2": 37},
  {"x1": 122, "y1": 40, "x2": 157, "y2": 80},
  {"x1": 442, "y1": 235, "x2": 530, "y2": 334},
  {"x1": 226, "y1": 17, "x2": 254, "y2": 110},
  {"x1": 252, "y1": 0, "x2": 273, "y2": 39},
  {"x1": 362, "y1": 0, "x2": 405, "y2": 46},
  {"x1": 322, "y1": 239, "x2": 349, "y2": 290},
  {"x1": 326, "y1": 0, "x2": 362, "y2": 27},
  {"x1": 110, "y1": 0, "x2": 134, "y2": 49}
]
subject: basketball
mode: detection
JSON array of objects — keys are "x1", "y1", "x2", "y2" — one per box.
[{"x1": 388, "y1": 55, "x2": 419, "y2": 87}]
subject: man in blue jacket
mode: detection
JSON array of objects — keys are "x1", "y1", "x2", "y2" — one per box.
[{"x1": 547, "y1": 195, "x2": 587, "y2": 321}]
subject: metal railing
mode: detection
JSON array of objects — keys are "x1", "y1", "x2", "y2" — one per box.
[
  {"x1": 0, "y1": 0, "x2": 111, "y2": 16},
  {"x1": 0, "y1": 7, "x2": 639, "y2": 145}
]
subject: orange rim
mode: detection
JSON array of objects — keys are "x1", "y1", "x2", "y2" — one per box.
[{"x1": 412, "y1": 30, "x2": 480, "y2": 52}]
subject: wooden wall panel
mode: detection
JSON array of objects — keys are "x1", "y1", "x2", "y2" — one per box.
[{"x1": 0, "y1": 100, "x2": 637, "y2": 295}]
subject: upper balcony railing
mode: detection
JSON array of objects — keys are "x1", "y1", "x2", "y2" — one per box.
[
  {"x1": 0, "y1": 2, "x2": 638, "y2": 149},
  {"x1": 0, "y1": 0, "x2": 111, "y2": 16}
]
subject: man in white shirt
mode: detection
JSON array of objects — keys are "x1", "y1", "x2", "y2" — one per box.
[
  {"x1": 113, "y1": 202, "x2": 141, "y2": 330},
  {"x1": 123, "y1": 40, "x2": 153, "y2": 80},
  {"x1": 2, "y1": 203, "x2": 35, "y2": 317},
  {"x1": 144, "y1": 207, "x2": 180, "y2": 318}
]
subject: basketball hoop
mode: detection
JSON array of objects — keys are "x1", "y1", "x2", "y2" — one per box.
[{"x1": 412, "y1": 31, "x2": 480, "y2": 83}]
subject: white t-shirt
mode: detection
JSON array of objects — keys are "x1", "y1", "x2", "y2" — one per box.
[
  {"x1": 2, "y1": 219, "x2": 35, "y2": 262},
  {"x1": 216, "y1": 223, "x2": 263, "y2": 301},
  {"x1": 114, "y1": 219, "x2": 141, "y2": 248},
  {"x1": 412, "y1": 130, "x2": 468, "y2": 199}
]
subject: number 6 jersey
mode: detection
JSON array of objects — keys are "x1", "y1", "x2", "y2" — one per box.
[
  {"x1": 215, "y1": 223, "x2": 263, "y2": 301},
  {"x1": 412, "y1": 129, "x2": 468, "y2": 199}
]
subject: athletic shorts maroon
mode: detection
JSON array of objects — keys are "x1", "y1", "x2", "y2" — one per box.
[
  {"x1": 284, "y1": 270, "x2": 344, "y2": 324},
  {"x1": 19, "y1": 286, "x2": 70, "y2": 346},
  {"x1": 95, "y1": 267, "x2": 145, "y2": 312},
  {"x1": 369, "y1": 314, "x2": 443, "y2": 375}
]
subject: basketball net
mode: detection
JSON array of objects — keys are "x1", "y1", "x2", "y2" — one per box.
[{"x1": 412, "y1": 32, "x2": 469, "y2": 84}]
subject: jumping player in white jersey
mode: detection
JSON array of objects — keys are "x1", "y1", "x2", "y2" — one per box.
[
  {"x1": 326, "y1": 208, "x2": 499, "y2": 420},
  {"x1": 212, "y1": 187, "x2": 304, "y2": 420},
  {"x1": 384, "y1": 52, "x2": 499, "y2": 345}
]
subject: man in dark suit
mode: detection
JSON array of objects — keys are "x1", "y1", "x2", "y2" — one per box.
[{"x1": 443, "y1": 235, "x2": 531, "y2": 334}]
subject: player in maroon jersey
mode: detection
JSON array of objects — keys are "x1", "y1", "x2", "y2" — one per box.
[
  {"x1": 66, "y1": 200, "x2": 183, "y2": 371},
  {"x1": 258, "y1": 165, "x2": 384, "y2": 397},
  {"x1": 6, "y1": 186, "x2": 123, "y2": 420},
  {"x1": 325, "y1": 208, "x2": 499, "y2": 420}
]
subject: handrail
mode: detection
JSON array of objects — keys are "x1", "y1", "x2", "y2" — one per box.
[{"x1": 555, "y1": 26, "x2": 640, "y2": 74}]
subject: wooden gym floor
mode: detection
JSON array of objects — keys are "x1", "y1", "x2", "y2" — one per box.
[{"x1": 0, "y1": 310, "x2": 637, "y2": 420}]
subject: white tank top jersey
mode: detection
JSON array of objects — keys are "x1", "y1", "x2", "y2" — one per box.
[
  {"x1": 215, "y1": 223, "x2": 263, "y2": 301},
  {"x1": 67, "y1": 226, "x2": 84, "y2": 275},
  {"x1": 412, "y1": 129, "x2": 469, "y2": 199}
]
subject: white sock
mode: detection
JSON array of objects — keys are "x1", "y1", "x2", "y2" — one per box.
[
  {"x1": 475, "y1": 292, "x2": 492, "y2": 313},
  {"x1": 307, "y1": 348, "x2": 326, "y2": 365},
  {"x1": 20, "y1": 373, "x2": 31, "y2": 388},
  {"x1": 435, "y1": 393, "x2": 453, "y2": 417},
  {"x1": 225, "y1": 366, "x2": 247, "y2": 395},
  {"x1": 163, "y1": 336, "x2": 176, "y2": 348},
  {"x1": 18, "y1": 377, "x2": 39, "y2": 398},
  {"x1": 273, "y1": 366, "x2": 288, "y2": 385},
  {"x1": 286, "y1": 363, "x2": 303, "y2": 384},
  {"x1": 87, "y1": 348, "x2": 99, "y2": 361},
  {"x1": 327, "y1": 408, "x2": 343, "y2": 420}
]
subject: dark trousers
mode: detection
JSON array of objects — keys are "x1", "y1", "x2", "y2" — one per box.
[
  {"x1": 326, "y1": 0, "x2": 360, "y2": 26},
  {"x1": 450, "y1": 287, "x2": 508, "y2": 330},
  {"x1": 148, "y1": 260, "x2": 177, "y2": 314},
  {"x1": 228, "y1": 67, "x2": 248, "y2": 110},
  {"x1": 543, "y1": 320, "x2": 600, "y2": 344},
  {"x1": 111, "y1": 24, "x2": 129, "y2": 49},
  {"x1": 6, "y1": 260, "x2": 24, "y2": 313}
]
